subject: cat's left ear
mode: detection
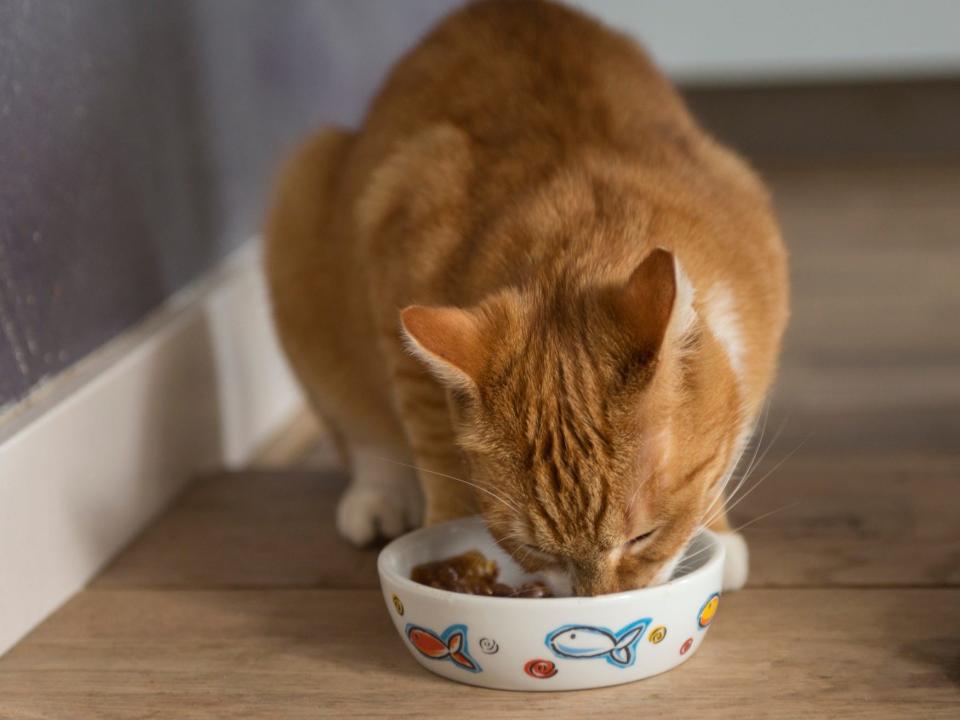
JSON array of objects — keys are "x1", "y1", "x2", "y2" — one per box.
[
  {"x1": 400, "y1": 305, "x2": 487, "y2": 390},
  {"x1": 615, "y1": 248, "x2": 696, "y2": 356}
]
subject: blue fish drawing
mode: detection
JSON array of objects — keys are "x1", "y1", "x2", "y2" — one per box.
[{"x1": 546, "y1": 618, "x2": 651, "y2": 668}]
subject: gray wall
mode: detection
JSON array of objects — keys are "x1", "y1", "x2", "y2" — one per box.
[{"x1": 0, "y1": 0, "x2": 456, "y2": 411}]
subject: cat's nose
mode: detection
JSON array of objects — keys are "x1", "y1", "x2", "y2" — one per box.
[
  {"x1": 572, "y1": 577, "x2": 619, "y2": 597},
  {"x1": 571, "y1": 565, "x2": 619, "y2": 597}
]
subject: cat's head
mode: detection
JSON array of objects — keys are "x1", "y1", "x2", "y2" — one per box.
[{"x1": 401, "y1": 249, "x2": 743, "y2": 595}]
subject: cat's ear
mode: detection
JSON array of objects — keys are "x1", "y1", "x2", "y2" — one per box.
[
  {"x1": 616, "y1": 248, "x2": 695, "y2": 357},
  {"x1": 400, "y1": 305, "x2": 486, "y2": 389}
]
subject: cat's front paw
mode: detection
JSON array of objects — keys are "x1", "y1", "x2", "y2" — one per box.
[
  {"x1": 718, "y1": 531, "x2": 749, "y2": 591},
  {"x1": 336, "y1": 481, "x2": 423, "y2": 546}
]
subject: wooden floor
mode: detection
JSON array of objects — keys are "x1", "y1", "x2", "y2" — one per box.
[{"x1": 2, "y1": 155, "x2": 959, "y2": 718}]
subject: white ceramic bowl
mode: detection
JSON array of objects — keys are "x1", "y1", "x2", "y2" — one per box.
[{"x1": 378, "y1": 517, "x2": 725, "y2": 691}]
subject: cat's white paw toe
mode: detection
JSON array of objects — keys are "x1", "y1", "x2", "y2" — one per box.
[
  {"x1": 718, "y1": 531, "x2": 749, "y2": 591},
  {"x1": 336, "y1": 482, "x2": 422, "y2": 546}
]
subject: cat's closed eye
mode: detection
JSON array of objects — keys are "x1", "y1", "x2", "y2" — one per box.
[
  {"x1": 520, "y1": 543, "x2": 557, "y2": 564},
  {"x1": 627, "y1": 528, "x2": 658, "y2": 547}
]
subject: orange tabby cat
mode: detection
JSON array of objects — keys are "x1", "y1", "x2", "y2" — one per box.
[{"x1": 266, "y1": 0, "x2": 788, "y2": 594}]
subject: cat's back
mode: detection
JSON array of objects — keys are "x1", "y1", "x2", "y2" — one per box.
[
  {"x1": 341, "y1": 0, "x2": 786, "y2": 405},
  {"x1": 346, "y1": 1, "x2": 693, "y2": 193}
]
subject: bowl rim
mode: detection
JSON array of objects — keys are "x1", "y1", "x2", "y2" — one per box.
[{"x1": 377, "y1": 516, "x2": 725, "y2": 608}]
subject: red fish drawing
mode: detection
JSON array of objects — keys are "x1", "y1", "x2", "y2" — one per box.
[{"x1": 406, "y1": 623, "x2": 481, "y2": 673}]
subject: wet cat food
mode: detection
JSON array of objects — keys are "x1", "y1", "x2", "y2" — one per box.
[{"x1": 411, "y1": 550, "x2": 554, "y2": 598}]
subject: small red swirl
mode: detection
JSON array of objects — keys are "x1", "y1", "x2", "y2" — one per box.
[
  {"x1": 524, "y1": 658, "x2": 558, "y2": 679},
  {"x1": 680, "y1": 637, "x2": 694, "y2": 656}
]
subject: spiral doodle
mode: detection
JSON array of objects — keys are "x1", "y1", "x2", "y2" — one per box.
[
  {"x1": 648, "y1": 626, "x2": 667, "y2": 644},
  {"x1": 478, "y1": 637, "x2": 499, "y2": 654},
  {"x1": 680, "y1": 637, "x2": 694, "y2": 656},
  {"x1": 392, "y1": 594, "x2": 404, "y2": 616},
  {"x1": 524, "y1": 658, "x2": 558, "y2": 679}
]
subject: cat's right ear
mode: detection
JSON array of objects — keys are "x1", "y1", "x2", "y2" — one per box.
[{"x1": 400, "y1": 305, "x2": 486, "y2": 390}]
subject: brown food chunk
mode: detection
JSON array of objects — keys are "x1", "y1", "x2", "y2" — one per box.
[
  {"x1": 410, "y1": 549, "x2": 497, "y2": 590},
  {"x1": 410, "y1": 550, "x2": 554, "y2": 598}
]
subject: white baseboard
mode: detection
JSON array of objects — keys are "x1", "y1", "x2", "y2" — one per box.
[{"x1": 0, "y1": 239, "x2": 304, "y2": 656}]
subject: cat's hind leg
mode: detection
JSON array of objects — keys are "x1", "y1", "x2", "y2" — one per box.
[
  {"x1": 706, "y1": 512, "x2": 749, "y2": 591},
  {"x1": 266, "y1": 127, "x2": 423, "y2": 545}
]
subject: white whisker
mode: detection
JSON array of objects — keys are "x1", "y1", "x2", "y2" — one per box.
[
  {"x1": 729, "y1": 502, "x2": 802, "y2": 535},
  {"x1": 736, "y1": 414, "x2": 789, "y2": 492},
  {"x1": 700, "y1": 400, "x2": 771, "y2": 525},
  {"x1": 700, "y1": 413, "x2": 791, "y2": 530},
  {"x1": 718, "y1": 434, "x2": 809, "y2": 522},
  {"x1": 708, "y1": 405, "x2": 782, "y2": 524},
  {"x1": 372, "y1": 455, "x2": 522, "y2": 514}
]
